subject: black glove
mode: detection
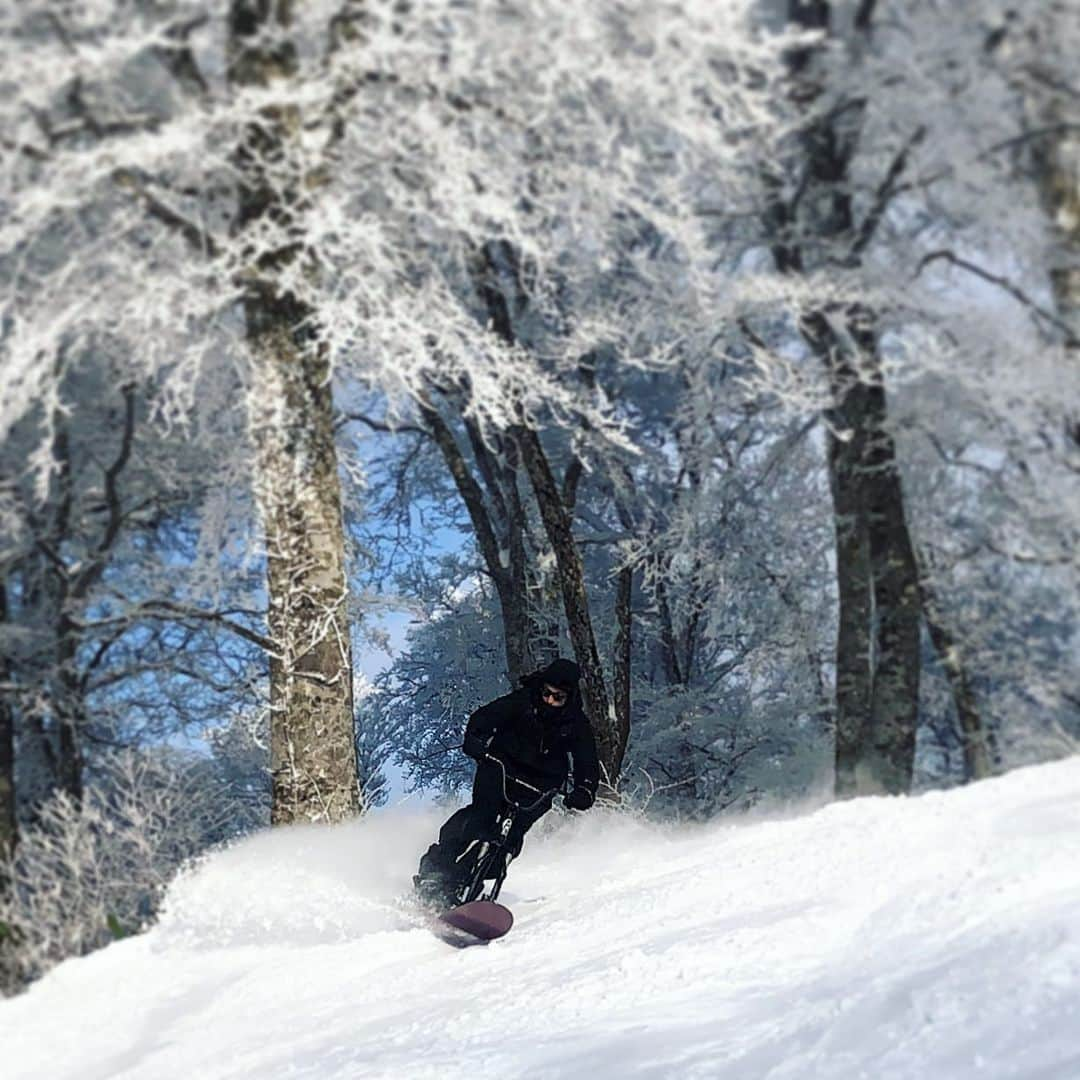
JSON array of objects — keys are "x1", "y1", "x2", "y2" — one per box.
[
  {"x1": 564, "y1": 787, "x2": 595, "y2": 811},
  {"x1": 463, "y1": 732, "x2": 490, "y2": 762}
]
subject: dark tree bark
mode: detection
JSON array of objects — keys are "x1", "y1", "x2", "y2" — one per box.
[
  {"x1": 607, "y1": 469, "x2": 638, "y2": 778},
  {"x1": 463, "y1": 239, "x2": 626, "y2": 783},
  {"x1": 611, "y1": 562, "x2": 633, "y2": 775},
  {"x1": 824, "y1": 409, "x2": 873, "y2": 798},
  {"x1": 415, "y1": 391, "x2": 539, "y2": 685},
  {"x1": 229, "y1": 1, "x2": 359, "y2": 824},
  {"x1": 917, "y1": 564, "x2": 996, "y2": 781},
  {"x1": 0, "y1": 581, "x2": 15, "y2": 859},
  {"x1": 53, "y1": 617, "x2": 85, "y2": 805},
  {"x1": 30, "y1": 387, "x2": 137, "y2": 807},
  {"x1": 499, "y1": 434, "x2": 547, "y2": 672},
  {"x1": 47, "y1": 418, "x2": 84, "y2": 804},
  {"x1": 862, "y1": 393, "x2": 922, "y2": 794},
  {"x1": 782, "y1": 0, "x2": 999, "y2": 792},
  {"x1": 514, "y1": 421, "x2": 621, "y2": 786},
  {"x1": 770, "y1": 0, "x2": 925, "y2": 796},
  {"x1": 802, "y1": 307, "x2": 922, "y2": 796},
  {"x1": 653, "y1": 564, "x2": 685, "y2": 687}
]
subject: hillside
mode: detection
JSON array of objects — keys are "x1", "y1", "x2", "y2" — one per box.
[{"x1": 5, "y1": 759, "x2": 1080, "y2": 1079}]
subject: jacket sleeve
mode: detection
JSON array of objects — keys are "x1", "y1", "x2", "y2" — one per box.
[
  {"x1": 464, "y1": 693, "x2": 514, "y2": 751},
  {"x1": 570, "y1": 714, "x2": 601, "y2": 795}
]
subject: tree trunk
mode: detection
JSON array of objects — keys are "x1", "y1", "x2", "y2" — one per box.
[
  {"x1": 612, "y1": 563, "x2": 633, "y2": 773},
  {"x1": 807, "y1": 307, "x2": 922, "y2": 797},
  {"x1": 0, "y1": 581, "x2": 15, "y2": 858},
  {"x1": 653, "y1": 562, "x2": 685, "y2": 686},
  {"x1": 468, "y1": 238, "x2": 624, "y2": 778},
  {"x1": 825, "y1": 420, "x2": 874, "y2": 798},
  {"x1": 515, "y1": 422, "x2": 622, "y2": 787},
  {"x1": 861, "y1": 391, "x2": 922, "y2": 795},
  {"x1": 250, "y1": 324, "x2": 359, "y2": 824},
  {"x1": 777, "y1": 0, "x2": 924, "y2": 797},
  {"x1": 53, "y1": 617, "x2": 84, "y2": 805},
  {"x1": 43, "y1": 418, "x2": 84, "y2": 805},
  {"x1": 917, "y1": 567, "x2": 995, "y2": 781},
  {"x1": 499, "y1": 434, "x2": 546, "y2": 677},
  {"x1": 608, "y1": 474, "x2": 637, "y2": 781},
  {"x1": 230, "y1": 2, "x2": 359, "y2": 824},
  {"x1": 416, "y1": 393, "x2": 539, "y2": 686}
]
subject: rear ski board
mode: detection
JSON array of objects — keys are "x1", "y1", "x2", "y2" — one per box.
[{"x1": 433, "y1": 900, "x2": 513, "y2": 948}]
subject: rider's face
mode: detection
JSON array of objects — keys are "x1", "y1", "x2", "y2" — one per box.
[{"x1": 541, "y1": 684, "x2": 568, "y2": 707}]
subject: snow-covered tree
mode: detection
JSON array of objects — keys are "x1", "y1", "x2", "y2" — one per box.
[
  {"x1": 5, "y1": 0, "x2": 1073, "y2": 845},
  {"x1": 716, "y1": 0, "x2": 1080, "y2": 794},
  {"x1": 0, "y1": 747, "x2": 244, "y2": 994},
  {"x1": 0, "y1": 344, "x2": 264, "y2": 856},
  {"x1": 2, "y1": 0, "x2": 792, "y2": 815}
]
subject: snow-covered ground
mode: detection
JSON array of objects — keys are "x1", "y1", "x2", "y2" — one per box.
[{"x1": 5, "y1": 759, "x2": 1080, "y2": 1080}]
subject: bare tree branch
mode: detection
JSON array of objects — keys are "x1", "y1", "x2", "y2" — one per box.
[
  {"x1": 916, "y1": 250, "x2": 1080, "y2": 347},
  {"x1": 87, "y1": 600, "x2": 274, "y2": 654},
  {"x1": 337, "y1": 411, "x2": 427, "y2": 437},
  {"x1": 113, "y1": 170, "x2": 219, "y2": 257},
  {"x1": 850, "y1": 125, "x2": 926, "y2": 257}
]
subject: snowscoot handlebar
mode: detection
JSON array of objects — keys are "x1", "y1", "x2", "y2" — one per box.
[{"x1": 482, "y1": 752, "x2": 566, "y2": 813}]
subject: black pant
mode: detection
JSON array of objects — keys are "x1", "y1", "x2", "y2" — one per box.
[{"x1": 416, "y1": 761, "x2": 556, "y2": 898}]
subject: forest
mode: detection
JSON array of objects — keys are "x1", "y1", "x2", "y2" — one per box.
[{"x1": 1, "y1": 0, "x2": 1077, "y2": 993}]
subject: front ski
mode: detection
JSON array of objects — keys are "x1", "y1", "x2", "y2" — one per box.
[{"x1": 431, "y1": 900, "x2": 513, "y2": 948}]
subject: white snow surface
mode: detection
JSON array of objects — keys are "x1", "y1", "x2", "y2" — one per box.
[{"x1": 5, "y1": 759, "x2": 1080, "y2": 1080}]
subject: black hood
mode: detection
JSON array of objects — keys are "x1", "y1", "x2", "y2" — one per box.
[{"x1": 521, "y1": 658, "x2": 581, "y2": 690}]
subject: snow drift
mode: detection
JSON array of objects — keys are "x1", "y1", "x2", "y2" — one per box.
[{"x1": 5, "y1": 759, "x2": 1080, "y2": 1079}]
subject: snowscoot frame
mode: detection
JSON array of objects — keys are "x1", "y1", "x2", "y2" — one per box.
[{"x1": 457, "y1": 753, "x2": 566, "y2": 906}]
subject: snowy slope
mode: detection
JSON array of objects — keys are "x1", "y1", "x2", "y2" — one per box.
[{"x1": 4, "y1": 759, "x2": 1080, "y2": 1080}]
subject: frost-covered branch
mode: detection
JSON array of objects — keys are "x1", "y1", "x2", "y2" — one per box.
[{"x1": 916, "y1": 250, "x2": 1080, "y2": 347}]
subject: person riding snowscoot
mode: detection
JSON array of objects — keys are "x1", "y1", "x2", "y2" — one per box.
[{"x1": 414, "y1": 657, "x2": 600, "y2": 910}]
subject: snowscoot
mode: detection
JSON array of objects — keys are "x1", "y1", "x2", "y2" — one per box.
[{"x1": 432, "y1": 754, "x2": 567, "y2": 948}]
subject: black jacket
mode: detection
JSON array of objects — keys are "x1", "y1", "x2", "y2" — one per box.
[{"x1": 464, "y1": 667, "x2": 600, "y2": 795}]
